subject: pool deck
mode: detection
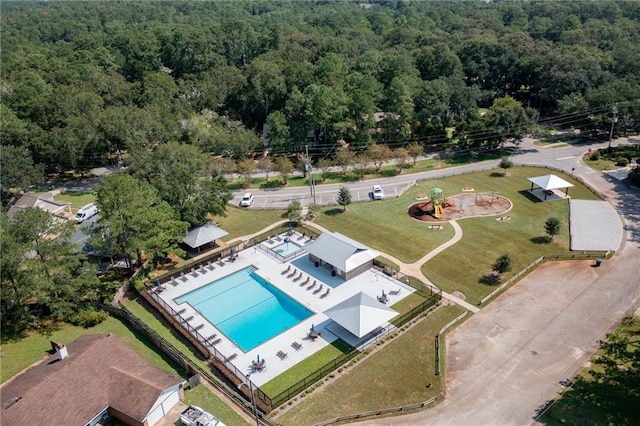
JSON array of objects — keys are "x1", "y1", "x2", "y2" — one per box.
[{"x1": 156, "y1": 232, "x2": 415, "y2": 386}]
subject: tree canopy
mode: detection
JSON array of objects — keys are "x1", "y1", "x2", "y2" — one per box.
[
  {"x1": 2, "y1": 0, "x2": 638, "y2": 190},
  {"x1": 127, "y1": 142, "x2": 232, "y2": 226},
  {"x1": 1, "y1": 208, "x2": 102, "y2": 337},
  {"x1": 94, "y1": 173, "x2": 188, "y2": 270}
]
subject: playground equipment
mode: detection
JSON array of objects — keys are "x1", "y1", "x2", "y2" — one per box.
[{"x1": 418, "y1": 187, "x2": 452, "y2": 218}]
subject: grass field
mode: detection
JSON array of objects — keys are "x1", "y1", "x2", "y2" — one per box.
[
  {"x1": 315, "y1": 166, "x2": 598, "y2": 272},
  {"x1": 417, "y1": 167, "x2": 600, "y2": 305},
  {"x1": 30, "y1": 190, "x2": 96, "y2": 210},
  {"x1": 55, "y1": 191, "x2": 96, "y2": 210},
  {"x1": 261, "y1": 339, "x2": 354, "y2": 396},
  {"x1": 184, "y1": 384, "x2": 251, "y2": 426},
  {"x1": 211, "y1": 206, "x2": 286, "y2": 241},
  {"x1": 315, "y1": 201, "x2": 455, "y2": 264},
  {"x1": 228, "y1": 151, "x2": 504, "y2": 190},
  {"x1": 275, "y1": 305, "x2": 465, "y2": 425}
]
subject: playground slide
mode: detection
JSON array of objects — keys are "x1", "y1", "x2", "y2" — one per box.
[{"x1": 418, "y1": 200, "x2": 433, "y2": 210}]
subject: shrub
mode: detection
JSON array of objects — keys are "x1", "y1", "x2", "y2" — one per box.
[
  {"x1": 589, "y1": 151, "x2": 601, "y2": 161},
  {"x1": 72, "y1": 308, "x2": 108, "y2": 328},
  {"x1": 616, "y1": 157, "x2": 629, "y2": 166}
]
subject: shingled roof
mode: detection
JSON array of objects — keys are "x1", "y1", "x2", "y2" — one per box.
[{"x1": 1, "y1": 334, "x2": 184, "y2": 425}]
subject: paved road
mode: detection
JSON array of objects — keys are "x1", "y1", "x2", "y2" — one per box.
[
  {"x1": 52, "y1": 138, "x2": 639, "y2": 425},
  {"x1": 67, "y1": 214, "x2": 100, "y2": 253},
  {"x1": 232, "y1": 137, "x2": 637, "y2": 209},
  {"x1": 354, "y1": 139, "x2": 640, "y2": 426}
]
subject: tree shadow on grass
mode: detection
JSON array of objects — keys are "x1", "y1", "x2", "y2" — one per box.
[
  {"x1": 478, "y1": 273, "x2": 501, "y2": 286},
  {"x1": 531, "y1": 236, "x2": 551, "y2": 244},
  {"x1": 323, "y1": 208, "x2": 344, "y2": 216},
  {"x1": 489, "y1": 172, "x2": 506, "y2": 177}
]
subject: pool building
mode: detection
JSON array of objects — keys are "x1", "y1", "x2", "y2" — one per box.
[{"x1": 151, "y1": 230, "x2": 415, "y2": 388}]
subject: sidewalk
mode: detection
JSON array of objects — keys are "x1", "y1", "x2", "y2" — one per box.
[{"x1": 304, "y1": 220, "x2": 479, "y2": 314}]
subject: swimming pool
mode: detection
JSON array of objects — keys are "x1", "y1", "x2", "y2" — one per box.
[
  {"x1": 274, "y1": 240, "x2": 303, "y2": 257},
  {"x1": 175, "y1": 266, "x2": 313, "y2": 352}
]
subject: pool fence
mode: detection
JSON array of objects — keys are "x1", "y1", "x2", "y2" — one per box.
[{"x1": 138, "y1": 222, "x2": 442, "y2": 411}]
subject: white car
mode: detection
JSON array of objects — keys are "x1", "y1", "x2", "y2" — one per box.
[
  {"x1": 372, "y1": 185, "x2": 384, "y2": 200},
  {"x1": 239, "y1": 193, "x2": 254, "y2": 207}
]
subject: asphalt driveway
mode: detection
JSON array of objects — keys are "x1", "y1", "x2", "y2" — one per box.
[{"x1": 358, "y1": 249, "x2": 640, "y2": 426}]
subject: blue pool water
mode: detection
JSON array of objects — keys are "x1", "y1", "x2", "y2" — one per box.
[
  {"x1": 274, "y1": 241, "x2": 303, "y2": 256},
  {"x1": 175, "y1": 266, "x2": 313, "y2": 352}
]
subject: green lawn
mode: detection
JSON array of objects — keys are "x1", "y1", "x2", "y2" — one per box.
[
  {"x1": 420, "y1": 167, "x2": 600, "y2": 305},
  {"x1": 122, "y1": 295, "x2": 211, "y2": 370},
  {"x1": 315, "y1": 200, "x2": 455, "y2": 264},
  {"x1": 583, "y1": 156, "x2": 618, "y2": 171},
  {"x1": 261, "y1": 339, "x2": 354, "y2": 396},
  {"x1": 274, "y1": 305, "x2": 466, "y2": 425},
  {"x1": 184, "y1": 384, "x2": 251, "y2": 426},
  {"x1": 30, "y1": 190, "x2": 96, "y2": 210},
  {"x1": 55, "y1": 191, "x2": 96, "y2": 210},
  {"x1": 0, "y1": 316, "x2": 184, "y2": 384},
  {"x1": 228, "y1": 151, "x2": 505, "y2": 190},
  {"x1": 211, "y1": 207, "x2": 286, "y2": 241}
]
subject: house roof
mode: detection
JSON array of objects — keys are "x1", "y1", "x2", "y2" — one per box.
[
  {"x1": 324, "y1": 292, "x2": 398, "y2": 338},
  {"x1": 183, "y1": 223, "x2": 229, "y2": 249},
  {"x1": 527, "y1": 175, "x2": 574, "y2": 191},
  {"x1": 304, "y1": 232, "x2": 379, "y2": 273},
  {"x1": 1, "y1": 334, "x2": 183, "y2": 425},
  {"x1": 6, "y1": 192, "x2": 71, "y2": 219}
]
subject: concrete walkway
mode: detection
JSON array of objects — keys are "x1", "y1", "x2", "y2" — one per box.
[
  {"x1": 305, "y1": 220, "x2": 479, "y2": 314},
  {"x1": 355, "y1": 141, "x2": 640, "y2": 426}
]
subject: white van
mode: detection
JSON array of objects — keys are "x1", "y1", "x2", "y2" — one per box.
[{"x1": 75, "y1": 203, "x2": 98, "y2": 223}]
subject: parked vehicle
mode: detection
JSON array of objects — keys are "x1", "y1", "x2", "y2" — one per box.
[
  {"x1": 239, "y1": 192, "x2": 254, "y2": 207},
  {"x1": 372, "y1": 185, "x2": 384, "y2": 200},
  {"x1": 75, "y1": 203, "x2": 98, "y2": 223},
  {"x1": 180, "y1": 405, "x2": 225, "y2": 426}
]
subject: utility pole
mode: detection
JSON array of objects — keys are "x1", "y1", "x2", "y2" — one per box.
[
  {"x1": 608, "y1": 103, "x2": 618, "y2": 151},
  {"x1": 305, "y1": 145, "x2": 316, "y2": 204},
  {"x1": 238, "y1": 374, "x2": 260, "y2": 426}
]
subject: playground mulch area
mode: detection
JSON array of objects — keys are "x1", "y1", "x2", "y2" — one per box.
[{"x1": 408, "y1": 193, "x2": 512, "y2": 222}]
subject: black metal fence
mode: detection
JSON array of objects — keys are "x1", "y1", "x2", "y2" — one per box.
[
  {"x1": 372, "y1": 258, "x2": 443, "y2": 301},
  {"x1": 141, "y1": 222, "x2": 442, "y2": 410},
  {"x1": 144, "y1": 286, "x2": 250, "y2": 382},
  {"x1": 268, "y1": 271, "x2": 441, "y2": 409}
]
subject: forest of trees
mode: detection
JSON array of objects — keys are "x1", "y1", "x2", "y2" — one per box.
[{"x1": 2, "y1": 0, "x2": 639, "y2": 201}]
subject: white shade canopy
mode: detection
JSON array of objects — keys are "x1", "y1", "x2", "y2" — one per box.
[
  {"x1": 183, "y1": 223, "x2": 228, "y2": 249},
  {"x1": 528, "y1": 175, "x2": 574, "y2": 191},
  {"x1": 324, "y1": 292, "x2": 398, "y2": 338}
]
